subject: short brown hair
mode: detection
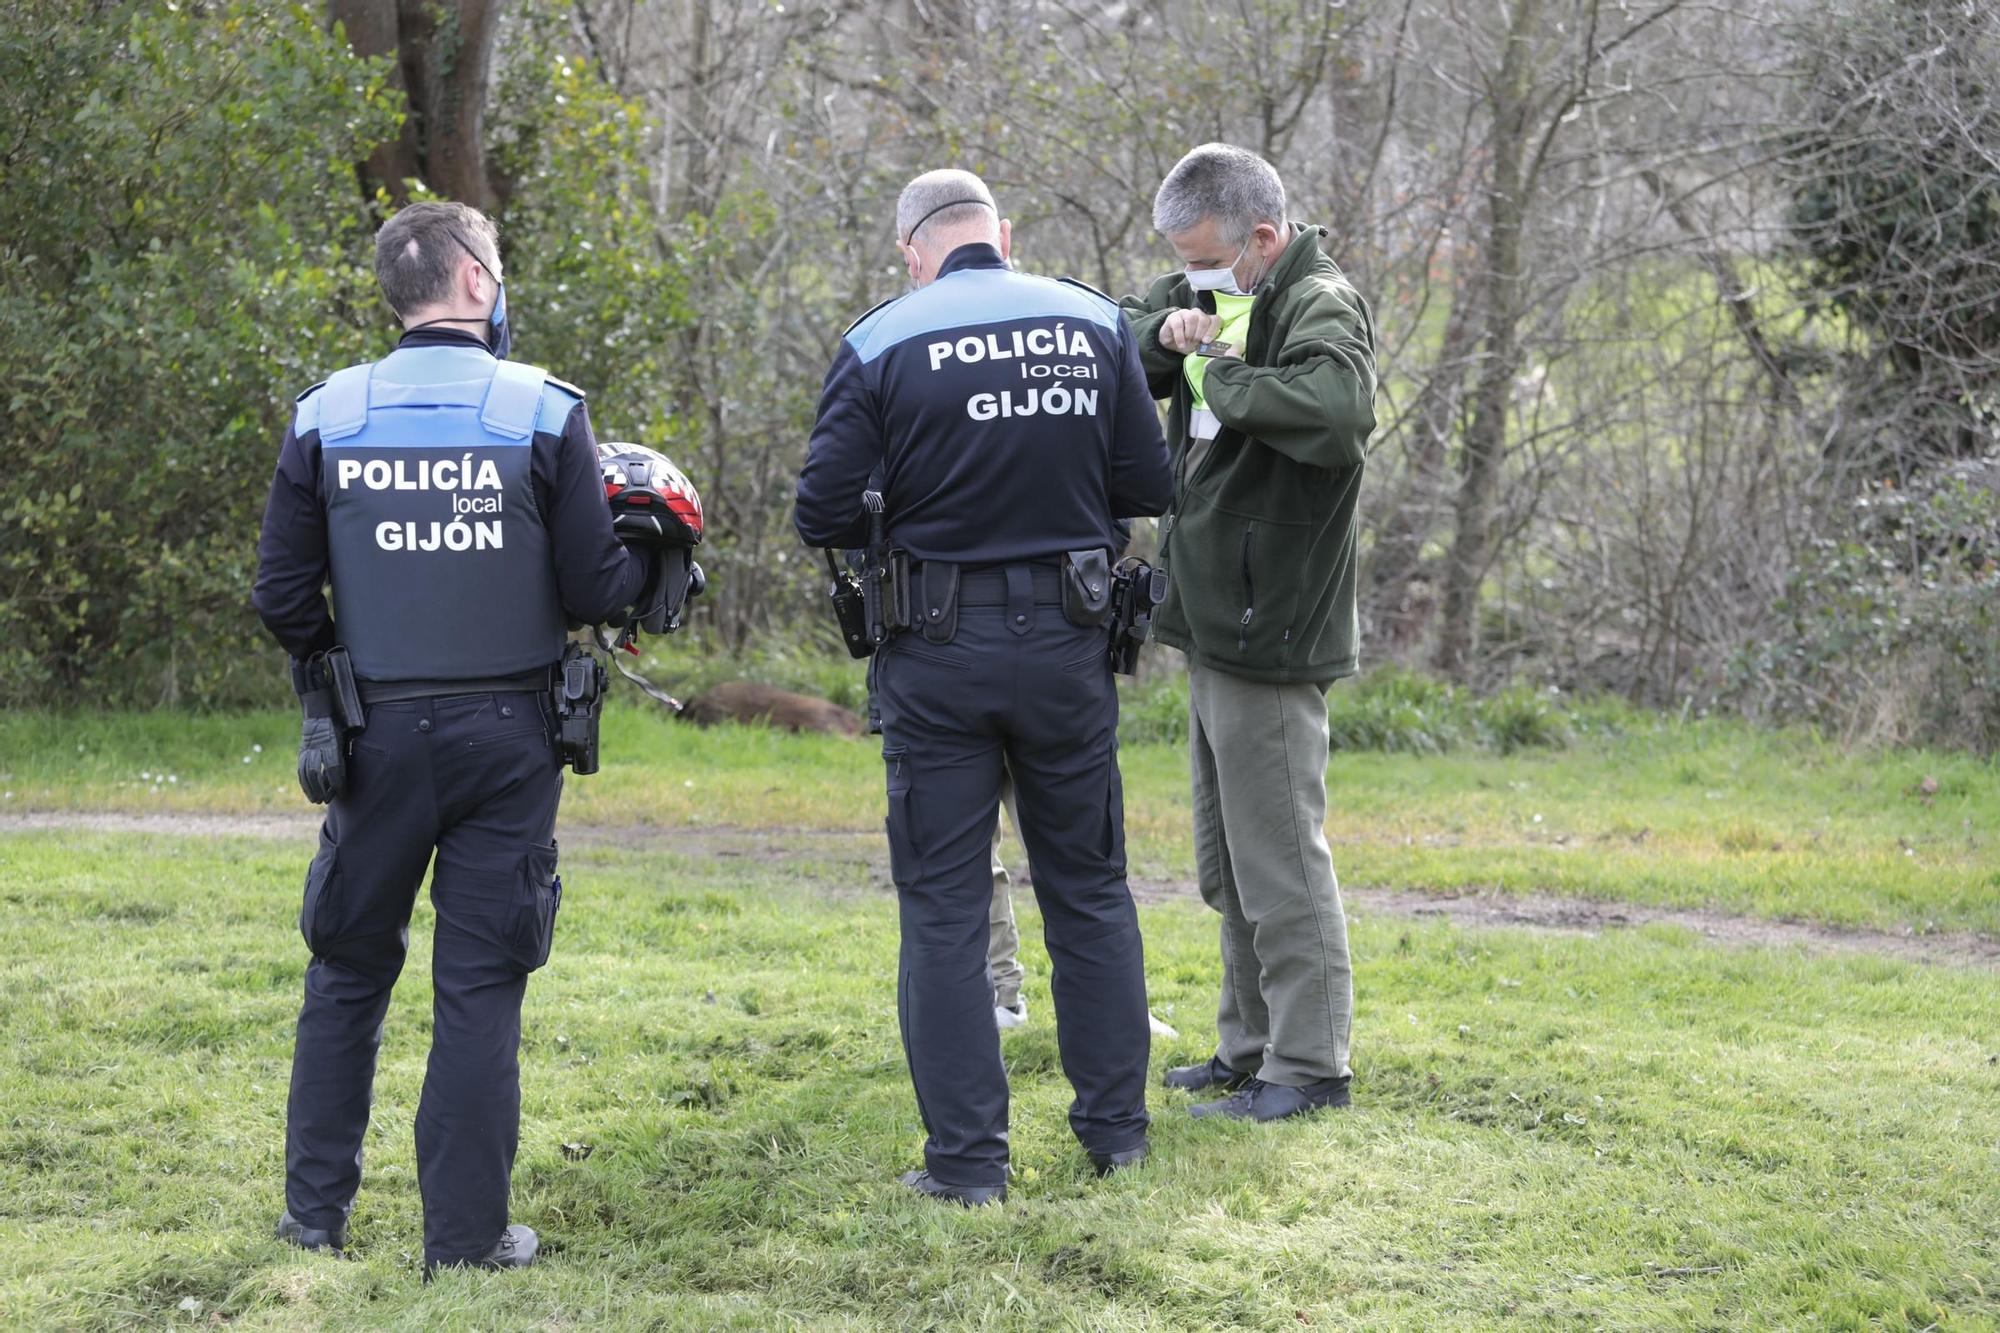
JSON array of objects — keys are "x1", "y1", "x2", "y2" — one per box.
[{"x1": 374, "y1": 202, "x2": 500, "y2": 315}]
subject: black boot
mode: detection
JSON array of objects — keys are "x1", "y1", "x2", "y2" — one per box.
[
  {"x1": 1163, "y1": 1055, "x2": 1252, "y2": 1093},
  {"x1": 1087, "y1": 1143, "x2": 1150, "y2": 1177},
  {"x1": 426, "y1": 1224, "x2": 539, "y2": 1278},
  {"x1": 899, "y1": 1169, "x2": 1005, "y2": 1206},
  {"x1": 275, "y1": 1210, "x2": 347, "y2": 1254},
  {"x1": 1189, "y1": 1075, "x2": 1352, "y2": 1122}
]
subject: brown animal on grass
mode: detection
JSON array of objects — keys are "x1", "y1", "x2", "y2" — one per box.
[{"x1": 677, "y1": 680, "x2": 864, "y2": 737}]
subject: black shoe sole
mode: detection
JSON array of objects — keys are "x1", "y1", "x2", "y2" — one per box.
[
  {"x1": 276, "y1": 1214, "x2": 347, "y2": 1253},
  {"x1": 1088, "y1": 1145, "x2": 1150, "y2": 1176},
  {"x1": 1249, "y1": 1082, "x2": 1354, "y2": 1122},
  {"x1": 899, "y1": 1170, "x2": 1005, "y2": 1206}
]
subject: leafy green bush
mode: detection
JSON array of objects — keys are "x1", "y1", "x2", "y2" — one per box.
[
  {"x1": 1729, "y1": 462, "x2": 2000, "y2": 751},
  {"x1": 0, "y1": 3, "x2": 402, "y2": 708},
  {"x1": 1115, "y1": 666, "x2": 1603, "y2": 753},
  {"x1": 485, "y1": 15, "x2": 693, "y2": 447},
  {"x1": 1116, "y1": 671, "x2": 1196, "y2": 746},
  {"x1": 1325, "y1": 670, "x2": 1467, "y2": 754},
  {"x1": 0, "y1": 3, "x2": 693, "y2": 710},
  {"x1": 1476, "y1": 684, "x2": 1575, "y2": 755}
]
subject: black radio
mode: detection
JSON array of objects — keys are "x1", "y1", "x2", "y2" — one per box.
[{"x1": 825, "y1": 550, "x2": 873, "y2": 659}]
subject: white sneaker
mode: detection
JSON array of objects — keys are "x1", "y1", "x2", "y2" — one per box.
[
  {"x1": 1147, "y1": 1012, "x2": 1179, "y2": 1039},
  {"x1": 994, "y1": 1001, "x2": 1028, "y2": 1030}
]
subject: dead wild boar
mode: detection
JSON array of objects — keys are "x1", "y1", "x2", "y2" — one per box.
[{"x1": 678, "y1": 680, "x2": 864, "y2": 737}]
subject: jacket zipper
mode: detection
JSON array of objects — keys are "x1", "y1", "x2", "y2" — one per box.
[{"x1": 1238, "y1": 526, "x2": 1256, "y2": 650}]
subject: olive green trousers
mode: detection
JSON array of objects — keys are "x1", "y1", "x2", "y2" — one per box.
[
  {"x1": 987, "y1": 772, "x2": 1025, "y2": 1010},
  {"x1": 1188, "y1": 662, "x2": 1353, "y2": 1085}
]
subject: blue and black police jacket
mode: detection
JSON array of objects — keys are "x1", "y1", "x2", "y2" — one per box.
[
  {"x1": 253, "y1": 328, "x2": 646, "y2": 682},
  {"x1": 795, "y1": 243, "x2": 1172, "y2": 561}
]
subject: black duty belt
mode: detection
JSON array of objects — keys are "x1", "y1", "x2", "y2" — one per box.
[
  {"x1": 358, "y1": 668, "x2": 554, "y2": 705},
  {"x1": 929, "y1": 562, "x2": 1065, "y2": 607}
]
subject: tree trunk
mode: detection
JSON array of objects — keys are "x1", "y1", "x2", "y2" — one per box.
[
  {"x1": 327, "y1": 0, "x2": 419, "y2": 202},
  {"x1": 1366, "y1": 286, "x2": 1477, "y2": 658},
  {"x1": 327, "y1": 0, "x2": 502, "y2": 210},
  {"x1": 1434, "y1": 0, "x2": 1540, "y2": 680}
]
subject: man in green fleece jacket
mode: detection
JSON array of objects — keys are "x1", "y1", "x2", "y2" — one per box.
[{"x1": 1120, "y1": 144, "x2": 1377, "y2": 1121}]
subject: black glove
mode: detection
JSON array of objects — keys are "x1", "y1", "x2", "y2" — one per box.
[
  {"x1": 633, "y1": 548, "x2": 672, "y2": 637},
  {"x1": 297, "y1": 689, "x2": 346, "y2": 804},
  {"x1": 631, "y1": 549, "x2": 701, "y2": 637}
]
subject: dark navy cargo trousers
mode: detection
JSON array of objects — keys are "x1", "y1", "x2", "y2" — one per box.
[
  {"x1": 875, "y1": 576, "x2": 1151, "y2": 1187},
  {"x1": 283, "y1": 689, "x2": 562, "y2": 1266}
]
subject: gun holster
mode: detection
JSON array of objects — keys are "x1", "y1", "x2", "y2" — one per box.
[
  {"x1": 295, "y1": 647, "x2": 365, "y2": 804},
  {"x1": 1107, "y1": 558, "x2": 1170, "y2": 675},
  {"x1": 857, "y1": 489, "x2": 912, "y2": 647},
  {"x1": 552, "y1": 642, "x2": 607, "y2": 775}
]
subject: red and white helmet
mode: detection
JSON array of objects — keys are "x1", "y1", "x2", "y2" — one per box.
[{"x1": 599, "y1": 442, "x2": 703, "y2": 546}]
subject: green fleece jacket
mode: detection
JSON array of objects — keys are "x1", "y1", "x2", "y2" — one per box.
[{"x1": 1121, "y1": 223, "x2": 1377, "y2": 684}]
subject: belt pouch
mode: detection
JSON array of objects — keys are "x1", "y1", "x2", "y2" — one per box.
[
  {"x1": 1061, "y1": 548, "x2": 1114, "y2": 627},
  {"x1": 917, "y1": 560, "x2": 961, "y2": 644},
  {"x1": 324, "y1": 647, "x2": 365, "y2": 735},
  {"x1": 889, "y1": 551, "x2": 914, "y2": 635}
]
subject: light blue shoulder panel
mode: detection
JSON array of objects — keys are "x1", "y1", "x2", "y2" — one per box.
[
  {"x1": 849, "y1": 269, "x2": 1121, "y2": 364},
  {"x1": 481, "y1": 361, "x2": 550, "y2": 440},
  {"x1": 535, "y1": 375, "x2": 585, "y2": 436},
  {"x1": 315, "y1": 363, "x2": 375, "y2": 441},
  {"x1": 292, "y1": 381, "x2": 326, "y2": 436}
]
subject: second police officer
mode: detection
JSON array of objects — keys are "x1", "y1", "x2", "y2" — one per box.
[
  {"x1": 795, "y1": 170, "x2": 1173, "y2": 1203},
  {"x1": 252, "y1": 202, "x2": 695, "y2": 1273}
]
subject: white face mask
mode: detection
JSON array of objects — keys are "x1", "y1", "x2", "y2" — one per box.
[{"x1": 1185, "y1": 240, "x2": 1252, "y2": 296}]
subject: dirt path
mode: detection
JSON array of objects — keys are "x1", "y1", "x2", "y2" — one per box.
[
  {"x1": 6, "y1": 811, "x2": 1997, "y2": 971},
  {"x1": 1141, "y1": 879, "x2": 2000, "y2": 972}
]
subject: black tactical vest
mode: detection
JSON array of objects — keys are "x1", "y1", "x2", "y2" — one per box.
[{"x1": 298, "y1": 346, "x2": 568, "y2": 681}]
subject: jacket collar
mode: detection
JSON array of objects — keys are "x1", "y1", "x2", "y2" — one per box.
[
  {"x1": 1262, "y1": 222, "x2": 1330, "y2": 294},
  {"x1": 396, "y1": 327, "x2": 494, "y2": 353},
  {"x1": 936, "y1": 242, "x2": 1007, "y2": 279}
]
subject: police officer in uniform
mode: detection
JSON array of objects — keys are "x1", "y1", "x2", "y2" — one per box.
[
  {"x1": 252, "y1": 202, "x2": 660, "y2": 1272},
  {"x1": 796, "y1": 170, "x2": 1173, "y2": 1202}
]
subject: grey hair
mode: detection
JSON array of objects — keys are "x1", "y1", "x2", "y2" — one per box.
[
  {"x1": 1152, "y1": 144, "x2": 1287, "y2": 246},
  {"x1": 374, "y1": 201, "x2": 501, "y2": 315},
  {"x1": 895, "y1": 168, "x2": 998, "y2": 244}
]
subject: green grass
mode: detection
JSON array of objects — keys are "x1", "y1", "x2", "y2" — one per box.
[
  {"x1": 0, "y1": 829, "x2": 1994, "y2": 1330},
  {"x1": 5, "y1": 689, "x2": 1998, "y2": 933}
]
